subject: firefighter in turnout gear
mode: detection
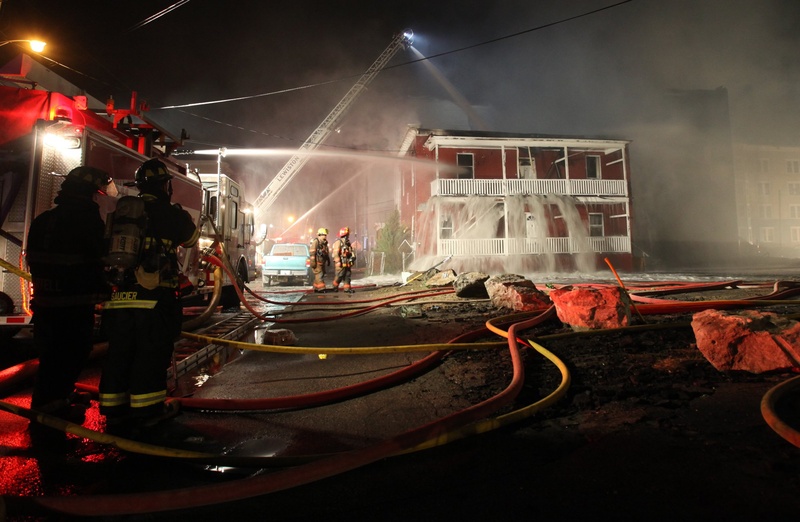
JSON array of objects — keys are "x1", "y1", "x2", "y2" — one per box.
[
  {"x1": 331, "y1": 227, "x2": 355, "y2": 293},
  {"x1": 309, "y1": 227, "x2": 331, "y2": 292},
  {"x1": 99, "y1": 158, "x2": 200, "y2": 432},
  {"x1": 25, "y1": 167, "x2": 116, "y2": 441}
]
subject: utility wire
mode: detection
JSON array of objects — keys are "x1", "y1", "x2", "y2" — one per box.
[
  {"x1": 153, "y1": 0, "x2": 635, "y2": 111},
  {"x1": 127, "y1": 0, "x2": 192, "y2": 32}
]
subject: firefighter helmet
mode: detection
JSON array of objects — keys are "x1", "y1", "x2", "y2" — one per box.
[
  {"x1": 125, "y1": 158, "x2": 173, "y2": 187},
  {"x1": 62, "y1": 166, "x2": 114, "y2": 195},
  {"x1": 338, "y1": 227, "x2": 349, "y2": 237},
  {"x1": 317, "y1": 228, "x2": 328, "y2": 236}
]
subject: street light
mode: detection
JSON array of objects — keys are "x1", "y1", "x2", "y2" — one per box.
[{"x1": 0, "y1": 40, "x2": 46, "y2": 53}]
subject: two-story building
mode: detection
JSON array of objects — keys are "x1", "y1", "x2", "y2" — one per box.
[{"x1": 397, "y1": 127, "x2": 635, "y2": 274}]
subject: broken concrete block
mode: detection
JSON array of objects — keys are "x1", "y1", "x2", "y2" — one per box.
[
  {"x1": 485, "y1": 274, "x2": 550, "y2": 311},
  {"x1": 550, "y1": 285, "x2": 631, "y2": 330},
  {"x1": 425, "y1": 269, "x2": 457, "y2": 288},
  {"x1": 454, "y1": 272, "x2": 491, "y2": 298},
  {"x1": 691, "y1": 309, "x2": 800, "y2": 373}
]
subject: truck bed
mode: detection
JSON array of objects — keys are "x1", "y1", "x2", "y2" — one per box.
[{"x1": 262, "y1": 243, "x2": 311, "y2": 286}]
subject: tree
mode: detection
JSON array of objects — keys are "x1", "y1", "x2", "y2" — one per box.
[{"x1": 374, "y1": 209, "x2": 409, "y2": 273}]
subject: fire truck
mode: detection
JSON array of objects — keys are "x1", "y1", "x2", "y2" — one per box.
[{"x1": 0, "y1": 75, "x2": 256, "y2": 328}]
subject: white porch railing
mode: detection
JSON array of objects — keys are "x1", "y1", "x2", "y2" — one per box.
[
  {"x1": 431, "y1": 178, "x2": 628, "y2": 197},
  {"x1": 439, "y1": 236, "x2": 631, "y2": 256}
]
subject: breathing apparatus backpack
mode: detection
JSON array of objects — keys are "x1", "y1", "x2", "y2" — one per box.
[
  {"x1": 340, "y1": 240, "x2": 354, "y2": 268},
  {"x1": 103, "y1": 194, "x2": 170, "y2": 290},
  {"x1": 103, "y1": 196, "x2": 147, "y2": 283}
]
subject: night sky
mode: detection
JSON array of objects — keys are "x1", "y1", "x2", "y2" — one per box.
[{"x1": 2, "y1": 0, "x2": 799, "y2": 252}]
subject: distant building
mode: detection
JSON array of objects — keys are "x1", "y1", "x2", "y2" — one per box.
[
  {"x1": 397, "y1": 127, "x2": 635, "y2": 273},
  {"x1": 631, "y1": 87, "x2": 738, "y2": 269},
  {"x1": 734, "y1": 143, "x2": 800, "y2": 258}
]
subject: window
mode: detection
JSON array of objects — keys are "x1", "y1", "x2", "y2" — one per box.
[
  {"x1": 230, "y1": 201, "x2": 238, "y2": 229},
  {"x1": 791, "y1": 205, "x2": 800, "y2": 219},
  {"x1": 760, "y1": 205, "x2": 772, "y2": 219},
  {"x1": 792, "y1": 227, "x2": 800, "y2": 243},
  {"x1": 759, "y1": 158, "x2": 769, "y2": 173},
  {"x1": 760, "y1": 227, "x2": 775, "y2": 242},
  {"x1": 758, "y1": 182, "x2": 770, "y2": 196},
  {"x1": 209, "y1": 196, "x2": 218, "y2": 221},
  {"x1": 456, "y1": 153, "x2": 474, "y2": 179},
  {"x1": 586, "y1": 155, "x2": 601, "y2": 179},
  {"x1": 518, "y1": 148, "x2": 535, "y2": 179},
  {"x1": 518, "y1": 157, "x2": 535, "y2": 179},
  {"x1": 588, "y1": 213, "x2": 604, "y2": 237},
  {"x1": 787, "y1": 160, "x2": 800, "y2": 174},
  {"x1": 440, "y1": 216, "x2": 453, "y2": 239},
  {"x1": 525, "y1": 213, "x2": 538, "y2": 237},
  {"x1": 789, "y1": 182, "x2": 800, "y2": 196}
]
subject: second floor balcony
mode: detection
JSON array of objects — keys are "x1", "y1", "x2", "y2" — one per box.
[{"x1": 430, "y1": 178, "x2": 628, "y2": 198}]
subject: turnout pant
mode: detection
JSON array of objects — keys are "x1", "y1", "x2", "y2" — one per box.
[
  {"x1": 99, "y1": 295, "x2": 181, "y2": 419},
  {"x1": 312, "y1": 263, "x2": 327, "y2": 290},
  {"x1": 332, "y1": 265, "x2": 352, "y2": 291},
  {"x1": 31, "y1": 304, "x2": 95, "y2": 409}
]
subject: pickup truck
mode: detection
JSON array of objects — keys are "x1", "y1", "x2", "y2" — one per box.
[{"x1": 262, "y1": 243, "x2": 312, "y2": 286}]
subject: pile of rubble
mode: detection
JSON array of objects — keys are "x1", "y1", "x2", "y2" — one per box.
[{"x1": 425, "y1": 269, "x2": 800, "y2": 374}]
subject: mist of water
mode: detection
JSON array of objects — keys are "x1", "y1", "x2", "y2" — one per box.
[
  {"x1": 410, "y1": 193, "x2": 601, "y2": 276},
  {"x1": 408, "y1": 46, "x2": 492, "y2": 131}
]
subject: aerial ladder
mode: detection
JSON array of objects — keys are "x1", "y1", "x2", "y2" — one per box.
[{"x1": 252, "y1": 29, "x2": 413, "y2": 225}]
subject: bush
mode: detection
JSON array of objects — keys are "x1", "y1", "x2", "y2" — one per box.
[{"x1": 374, "y1": 209, "x2": 410, "y2": 273}]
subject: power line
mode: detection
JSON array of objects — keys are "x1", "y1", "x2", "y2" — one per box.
[
  {"x1": 154, "y1": 0, "x2": 634, "y2": 112},
  {"x1": 127, "y1": 0, "x2": 192, "y2": 32}
]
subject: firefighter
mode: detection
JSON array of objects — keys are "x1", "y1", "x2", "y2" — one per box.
[
  {"x1": 25, "y1": 166, "x2": 115, "y2": 443},
  {"x1": 331, "y1": 227, "x2": 356, "y2": 293},
  {"x1": 99, "y1": 158, "x2": 200, "y2": 433},
  {"x1": 309, "y1": 227, "x2": 331, "y2": 292}
]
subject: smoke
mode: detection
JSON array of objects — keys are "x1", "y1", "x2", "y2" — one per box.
[{"x1": 6, "y1": 0, "x2": 798, "y2": 268}]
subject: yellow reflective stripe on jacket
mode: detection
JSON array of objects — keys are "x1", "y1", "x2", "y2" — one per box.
[
  {"x1": 183, "y1": 228, "x2": 200, "y2": 248},
  {"x1": 104, "y1": 299, "x2": 158, "y2": 309},
  {"x1": 130, "y1": 390, "x2": 167, "y2": 409},
  {"x1": 99, "y1": 391, "x2": 129, "y2": 408}
]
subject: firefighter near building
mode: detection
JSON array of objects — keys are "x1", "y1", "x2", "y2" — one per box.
[
  {"x1": 309, "y1": 227, "x2": 331, "y2": 292},
  {"x1": 331, "y1": 226, "x2": 356, "y2": 293},
  {"x1": 99, "y1": 158, "x2": 201, "y2": 431},
  {"x1": 24, "y1": 166, "x2": 114, "y2": 443}
]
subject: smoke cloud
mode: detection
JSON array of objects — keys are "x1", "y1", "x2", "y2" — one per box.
[{"x1": 3, "y1": 0, "x2": 798, "y2": 267}]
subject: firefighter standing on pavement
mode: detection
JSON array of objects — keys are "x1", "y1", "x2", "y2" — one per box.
[
  {"x1": 99, "y1": 158, "x2": 200, "y2": 433},
  {"x1": 331, "y1": 227, "x2": 356, "y2": 293},
  {"x1": 309, "y1": 228, "x2": 331, "y2": 292},
  {"x1": 25, "y1": 167, "x2": 116, "y2": 441}
]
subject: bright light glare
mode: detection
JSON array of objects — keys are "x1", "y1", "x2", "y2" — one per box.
[
  {"x1": 43, "y1": 133, "x2": 80, "y2": 149},
  {"x1": 0, "y1": 39, "x2": 47, "y2": 53}
]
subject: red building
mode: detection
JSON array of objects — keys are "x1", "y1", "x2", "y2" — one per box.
[{"x1": 397, "y1": 127, "x2": 635, "y2": 274}]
